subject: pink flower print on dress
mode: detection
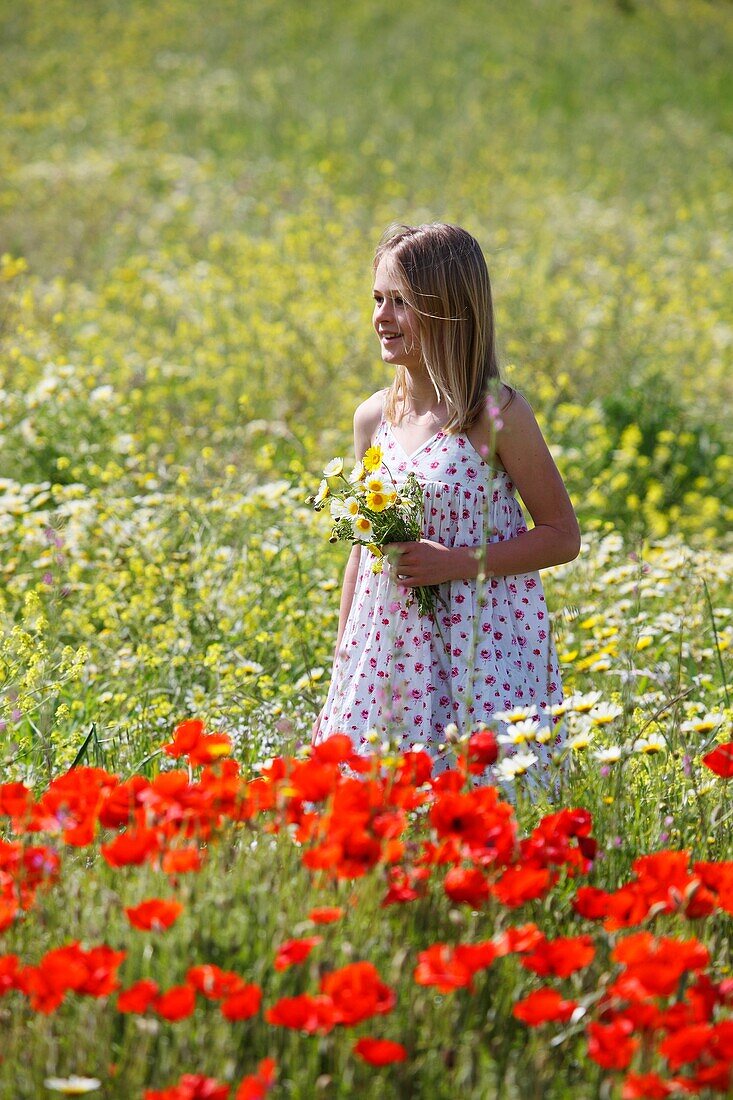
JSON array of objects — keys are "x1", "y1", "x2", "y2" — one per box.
[{"x1": 315, "y1": 413, "x2": 563, "y2": 759}]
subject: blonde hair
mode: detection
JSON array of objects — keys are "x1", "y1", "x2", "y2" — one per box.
[{"x1": 375, "y1": 223, "x2": 504, "y2": 432}]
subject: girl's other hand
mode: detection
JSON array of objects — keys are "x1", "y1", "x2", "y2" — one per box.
[{"x1": 387, "y1": 540, "x2": 478, "y2": 587}]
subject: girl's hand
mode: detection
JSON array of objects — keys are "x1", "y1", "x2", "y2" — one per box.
[{"x1": 387, "y1": 540, "x2": 479, "y2": 587}]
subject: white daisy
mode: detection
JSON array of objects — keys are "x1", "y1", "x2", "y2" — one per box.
[
  {"x1": 568, "y1": 730, "x2": 593, "y2": 752},
  {"x1": 589, "y1": 703, "x2": 623, "y2": 726},
  {"x1": 681, "y1": 712, "x2": 725, "y2": 735},
  {"x1": 353, "y1": 514, "x2": 373, "y2": 541},
  {"x1": 497, "y1": 719, "x2": 538, "y2": 746},
  {"x1": 565, "y1": 690, "x2": 603, "y2": 714},
  {"x1": 594, "y1": 746, "x2": 622, "y2": 764},
  {"x1": 632, "y1": 733, "x2": 666, "y2": 755},
  {"x1": 44, "y1": 1079, "x2": 101, "y2": 1096},
  {"x1": 493, "y1": 705, "x2": 538, "y2": 724},
  {"x1": 494, "y1": 751, "x2": 538, "y2": 781},
  {"x1": 330, "y1": 496, "x2": 360, "y2": 521}
]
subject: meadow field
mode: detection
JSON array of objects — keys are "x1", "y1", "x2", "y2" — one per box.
[{"x1": 0, "y1": 0, "x2": 732, "y2": 1096}]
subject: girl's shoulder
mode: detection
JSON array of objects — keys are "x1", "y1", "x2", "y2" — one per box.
[
  {"x1": 354, "y1": 389, "x2": 388, "y2": 456},
  {"x1": 496, "y1": 386, "x2": 537, "y2": 431},
  {"x1": 493, "y1": 380, "x2": 521, "y2": 411},
  {"x1": 354, "y1": 389, "x2": 388, "y2": 432}
]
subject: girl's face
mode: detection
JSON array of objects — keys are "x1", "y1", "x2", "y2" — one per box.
[{"x1": 372, "y1": 256, "x2": 423, "y2": 372}]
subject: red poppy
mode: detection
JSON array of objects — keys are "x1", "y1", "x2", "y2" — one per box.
[
  {"x1": 117, "y1": 978, "x2": 160, "y2": 1014},
  {"x1": 521, "y1": 934, "x2": 595, "y2": 978},
  {"x1": 220, "y1": 984, "x2": 262, "y2": 1021},
  {"x1": 393, "y1": 749, "x2": 433, "y2": 791},
  {"x1": 235, "y1": 1058, "x2": 276, "y2": 1100},
  {"x1": 0, "y1": 782, "x2": 33, "y2": 824},
  {"x1": 621, "y1": 1073, "x2": 679, "y2": 1099},
  {"x1": 274, "y1": 936, "x2": 322, "y2": 971},
  {"x1": 413, "y1": 944, "x2": 476, "y2": 993},
  {"x1": 702, "y1": 742, "x2": 733, "y2": 778},
  {"x1": 521, "y1": 807, "x2": 596, "y2": 872},
  {"x1": 162, "y1": 848, "x2": 203, "y2": 874},
  {"x1": 657, "y1": 1023, "x2": 712, "y2": 1069},
  {"x1": 308, "y1": 906, "x2": 345, "y2": 924},
  {"x1": 101, "y1": 827, "x2": 160, "y2": 868},
  {"x1": 76, "y1": 944, "x2": 126, "y2": 997},
  {"x1": 320, "y1": 961, "x2": 395, "y2": 1026},
  {"x1": 353, "y1": 1038, "x2": 408, "y2": 1065},
  {"x1": 332, "y1": 831, "x2": 384, "y2": 879},
  {"x1": 287, "y1": 760, "x2": 340, "y2": 803},
  {"x1": 163, "y1": 719, "x2": 232, "y2": 766},
  {"x1": 572, "y1": 885, "x2": 613, "y2": 920},
  {"x1": 586, "y1": 1019, "x2": 638, "y2": 1070},
  {"x1": 611, "y1": 933, "x2": 709, "y2": 999},
  {"x1": 264, "y1": 993, "x2": 336, "y2": 1034},
  {"x1": 493, "y1": 923, "x2": 544, "y2": 957},
  {"x1": 155, "y1": 984, "x2": 197, "y2": 1021},
  {"x1": 466, "y1": 729, "x2": 498, "y2": 772},
  {"x1": 36, "y1": 766, "x2": 117, "y2": 846},
  {"x1": 381, "y1": 866, "x2": 429, "y2": 906},
  {"x1": 430, "y1": 789, "x2": 515, "y2": 854},
  {"x1": 493, "y1": 866, "x2": 553, "y2": 908},
  {"x1": 454, "y1": 942, "x2": 498, "y2": 974},
  {"x1": 371, "y1": 809, "x2": 407, "y2": 840},
  {"x1": 688, "y1": 1061, "x2": 733, "y2": 1092},
  {"x1": 0, "y1": 954, "x2": 20, "y2": 996},
  {"x1": 694, "y1": 860, "x2": 733, "y2": 916},
  {"x1": 443, "y1": 866, "x2": 490, "y2": 907},
  {"x1": 144, "y1": 1074, "x2": 230, "y2": 1100},
  {"x1": 125, "y1": 899, "x2": 183, "y2": 932},
  {"x1": 311, "y1": 734, "x2": 360, "y2": 766},
  {"x1": 98, "y1": 776, "x2": 149, "y2": 828},
  {"x1": 18, "y1": 942, "x2": 125, "y2": 1013},
  {"x1": 186, "y1": 965, "x2": 244, "y2": 1000},
  {"x1": 162, "y1": 718, "x2": 205, "y2": 756},
  {"x1": 632, "y1": 849, "x2": 694, "y2": 904},
  {"x1": 512, "y1": 989, "x2": 577, "y2": 1026}
]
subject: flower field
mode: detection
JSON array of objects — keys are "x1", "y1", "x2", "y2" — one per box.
[{"x1": 1, "y1": 0, "x2": 732, "y2": 1095}]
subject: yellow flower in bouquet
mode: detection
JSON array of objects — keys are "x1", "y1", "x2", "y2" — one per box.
[
  {"x1": 307, "y1": 445, "x2": 439, "y2": 618},
  {"x1": 362, "y1": 445, "x2": 383, "y2": 473}
]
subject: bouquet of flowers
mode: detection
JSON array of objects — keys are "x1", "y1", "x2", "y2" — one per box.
[{"x1": 308, "y1": 444, "x2": 439, "y2": 618}]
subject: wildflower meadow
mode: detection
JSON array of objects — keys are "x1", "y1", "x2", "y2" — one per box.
[{"x1": 1, "y1": 0, "x2": 732, "y2": 1096}]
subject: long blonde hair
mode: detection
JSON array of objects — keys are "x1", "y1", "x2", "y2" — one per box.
[{"x1": 375, "y1": 223, "x2": 503, "y2": 432}]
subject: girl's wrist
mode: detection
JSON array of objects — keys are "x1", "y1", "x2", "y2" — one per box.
[{"x1": 451, "y1": 545, "x2": 484, "y2": 582}]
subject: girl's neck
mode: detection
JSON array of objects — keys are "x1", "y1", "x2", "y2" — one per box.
[{"x1": 399, "y1": 366, "x2": 446, "y2": 420}]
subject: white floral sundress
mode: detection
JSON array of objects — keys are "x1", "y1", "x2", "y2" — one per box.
[{"x1": 316, "y1": 411, "x2": 563, "y2": 766}]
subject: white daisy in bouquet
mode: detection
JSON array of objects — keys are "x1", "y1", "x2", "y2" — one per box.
[{"x1": 308, "y1": 444, "x2": 439, "y2": 617}]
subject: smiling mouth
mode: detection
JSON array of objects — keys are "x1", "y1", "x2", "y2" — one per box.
[{"x1": 380, "y1": 332, "x2": 402, "y2": 341}]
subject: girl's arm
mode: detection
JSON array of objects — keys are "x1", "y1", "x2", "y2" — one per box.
[
  {"x1": 392, "y1": 393, "x2": 581, "y2": 586},
  {"x1": 312, "y1": 393, "x2": 383, "y2": 739},
  {"x1": 331, "y1": 390, "x2": 384, "y2": 642}
]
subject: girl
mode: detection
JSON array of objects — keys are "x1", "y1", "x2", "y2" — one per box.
[{"x1": 312, "y1": 223, "x2": 580, "y2": 771}]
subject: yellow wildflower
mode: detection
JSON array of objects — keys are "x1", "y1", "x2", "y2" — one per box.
[{"x1": 362, "y1": 445, "x2": 383, "y2": 472}]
